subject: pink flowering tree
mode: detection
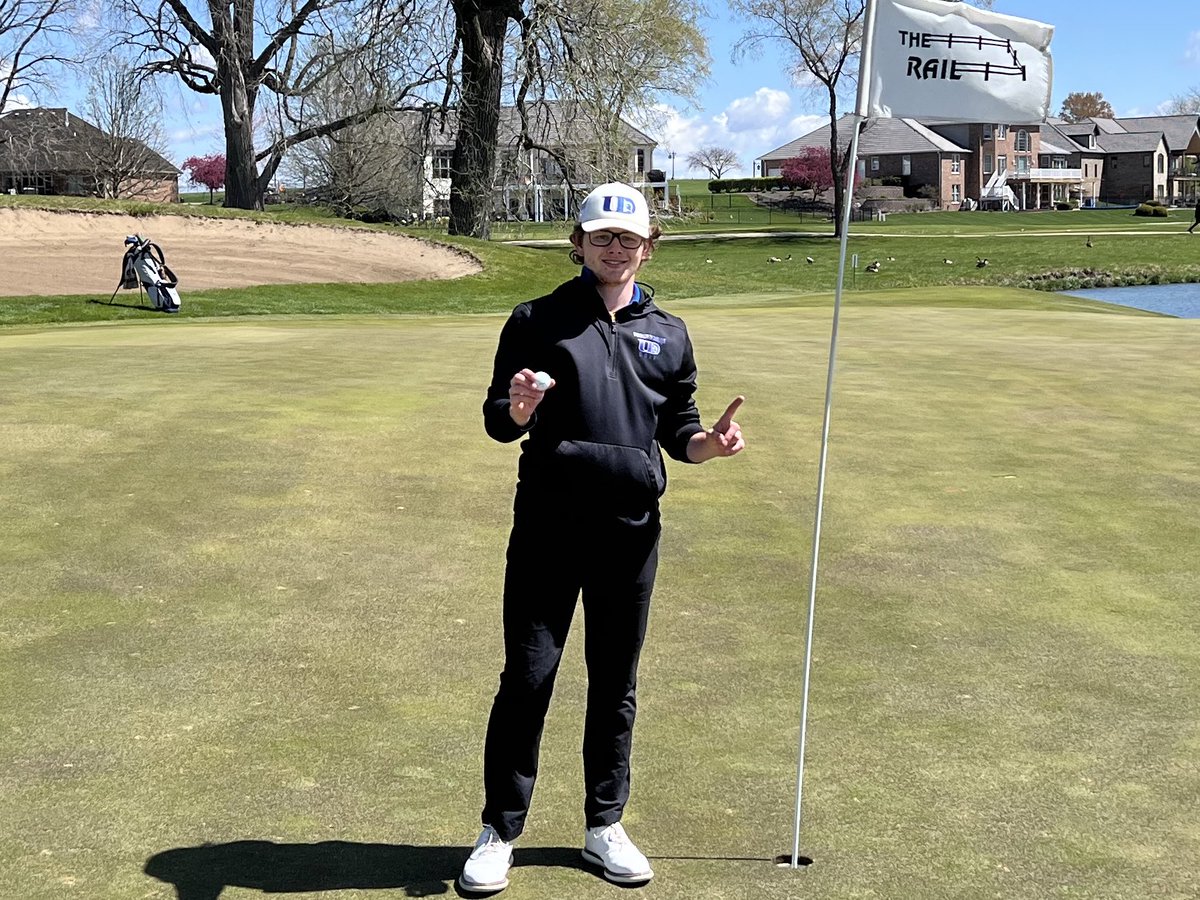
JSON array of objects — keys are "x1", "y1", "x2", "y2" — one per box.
[
  {"x1": 781, "y1": 147, "x2": 836, "y2": 201},
  {"x1": 181, "y1": 154, "x2": 226, "y2": 204}
]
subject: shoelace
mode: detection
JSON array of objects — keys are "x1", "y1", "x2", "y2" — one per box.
[
  {"x1": 602, "y1": 824, "x2": 630, "y2": 847},
  {"x1": 475, "y1": 829, "x2": 510, "y2": 857}
]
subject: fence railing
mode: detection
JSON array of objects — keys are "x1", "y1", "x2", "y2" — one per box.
[{"x1": 691, "y1": 206, "x2": 882, "y2": 225}]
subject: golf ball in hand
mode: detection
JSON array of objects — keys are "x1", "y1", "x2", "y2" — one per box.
[{"x1": 532, "y1": 371, "x2": 552, "y2": 391}]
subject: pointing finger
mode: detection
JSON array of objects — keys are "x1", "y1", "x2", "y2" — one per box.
[{"x1": 713, "y1": 395, "x2": 745, "y2": 433}]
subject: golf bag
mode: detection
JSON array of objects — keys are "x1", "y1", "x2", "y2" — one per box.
[{"x1": 113, "y1": 235, "x2": 181, "y2": 313}]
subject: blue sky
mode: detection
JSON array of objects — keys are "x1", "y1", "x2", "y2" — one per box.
[
  {"x1": 652, "y1": 0, "x2": 1200, "y2": 177},
  {"x1": 29, "y1": 1, "x2": 1200, "y2": 178}
]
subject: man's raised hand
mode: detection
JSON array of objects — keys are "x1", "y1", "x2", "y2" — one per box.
[
  {"x1": 710, "y1": 395, "x2": 746, "y2": 457},
  {"x1": 509, "y1": 368, "x2": 554, "y2": 427}
]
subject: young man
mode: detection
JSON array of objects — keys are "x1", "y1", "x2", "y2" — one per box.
[
  {"x1": 1188, "y1": 197, "x2": 1200, "y2": 233},
  {"x1": 461, "y1": 182, "x2": 745, "y2": 893}
]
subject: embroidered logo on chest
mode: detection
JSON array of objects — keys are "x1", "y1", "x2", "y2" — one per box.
[{"x1": 632, "y1": 331, "x2": 667, "y2": 357}]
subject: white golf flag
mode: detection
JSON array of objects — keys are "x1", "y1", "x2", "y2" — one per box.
[{"x1": 862, "y1": 0, "x2": 1054, "y2": 122}]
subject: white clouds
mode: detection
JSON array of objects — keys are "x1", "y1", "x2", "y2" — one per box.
[
  {"x1": 1186, "y1": 30, "x2": 1200, "y2": 65},
  {"x1": 638, "y1": 89, "x2": 828, "y2": 177},
  {"x1": 0, "y1": 94, "x2": 35, "y2": 113},
  {"x1": 74, "y1": 0, "x2": 104, "y2": 30},
  {"x1": 0, "y1": 68, "x2": 34, "y2": 112},
  {"x1": 168, "y1": 121, "x2": 225, "y2": 163},
  {"x1": 721, "y1": 87, "x2": 792, "y2": 133}
]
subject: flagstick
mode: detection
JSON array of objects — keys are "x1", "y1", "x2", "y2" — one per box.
[
  {"x1": 788, "y1": 0, "x2": 878, "y2": 868},
  {"x1": 787, "y1": 113, "x2": 865, "y2": 869}
]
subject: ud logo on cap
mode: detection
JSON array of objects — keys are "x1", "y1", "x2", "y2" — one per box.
[{"x1": 603, "y1": 196, "x2": 637, "y2": 215}]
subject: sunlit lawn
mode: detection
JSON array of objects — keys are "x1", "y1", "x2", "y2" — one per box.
[{"x1": 2, "y1": 291, "x2": 1198, "y2": 898}]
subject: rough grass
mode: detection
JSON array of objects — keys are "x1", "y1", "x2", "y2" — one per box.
[
  {"x1": 3, "y1": 204, "x2": 1198, "y2": 327},
  {"x1": 2, "y1": 296, "x2": 1197, "y2": 898}
]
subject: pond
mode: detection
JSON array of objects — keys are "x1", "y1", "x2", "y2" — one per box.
[{"x1": 1060, "y1": 283, "x2": 1200, "y2": 318}]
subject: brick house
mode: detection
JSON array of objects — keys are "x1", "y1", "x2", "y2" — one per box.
[
  {"x1": 758, "y1": 116, "x2": 971, "y2": 209},
  {"x1": 756, "y1": 112, "x2": 1200, "y2": 210},
  {"x1": 1068, "y1": 115, "x2": 1198, "y2": 203},
  {"x1": 420, "y1": 102, "x2": 657, "y2": 220},
  {"x1": 0, "y1": 107, "x2": 179, "y2": 202}
]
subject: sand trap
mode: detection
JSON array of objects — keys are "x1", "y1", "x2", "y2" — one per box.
[{"x1": 0, "y1": 208, "x2": 481, "y2": 297}]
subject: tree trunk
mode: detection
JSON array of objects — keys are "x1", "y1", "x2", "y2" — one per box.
[
  {"x1": 216, "y1": 4, "x2": 263, "y2": 211},
  {"x1": 448, "y1": 0, "x2": 511, "y2": 238},
  {"x1": 827, "y1": 89, "x2": 844, "y2": 238},
  {"x1": 221, "y1": 81, "x2": 262, "y2": 210}
]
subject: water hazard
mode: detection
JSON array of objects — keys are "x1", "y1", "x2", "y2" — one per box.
[{"x1": 1061, "y1": 283, "x2": 1200, "y2": 318}]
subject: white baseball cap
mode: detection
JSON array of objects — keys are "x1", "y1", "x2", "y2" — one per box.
[{"x1": 578, "y1": 182, "x2": 651, "y2": 239}]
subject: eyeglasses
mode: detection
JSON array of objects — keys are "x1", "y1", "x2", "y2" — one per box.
[{"x1": 587, "y1": 231, "x2": 645, "y2": 249}]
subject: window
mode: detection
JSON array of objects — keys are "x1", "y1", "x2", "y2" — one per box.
[
  {"x1": 1016, "y1": 156, "x2": 1030, "y2": 175},
  {"x1": 950, "y1": 154, "x2": 961, "y2": 174},
  {"x1": 432, "y1": 149, "x2": 453, "y2": 179},
  {"x1": 5, "y1": 173, "x2": 52, "y2": 193},
  {"x1": 871, "y1": 156, "x2": 880, "y2": 172},
  {"x1": 1143, "y1": 154, "x2": 1151, "y2": 167},
  {"x1": 983, "y1": 124, "x2": 992, "y2": 140},
  {"x1": 951, "y1": 184, "x2": 961, "y2": 202},
  {"x1": 1016, "y1": 130, "x2": 1030, "y2": 151},
  {"x1": 997, "y1": 124, "x2": 1009, "y2": 139},
  {"x1": 983, "y1": 155, "x2": 993, "y2": 175},
  {"x1": 1040, "y1": 155, "x2": 1050, "y2": 167},
  {"x1": 636, "y1": 148, "x2": 645, "y2": 173},
  {"x1": 902, "y1": 154, "x2": 911, "y2": 176},
  {"x1": 997, "y1": 155, "x2": 1008, "y2": 173},
  {"x1": 1157, "y1": 153, "x2": 1165, "y2": 173}
]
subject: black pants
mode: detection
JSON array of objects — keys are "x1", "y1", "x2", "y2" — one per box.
[{"x1": 481, "y1": 486, "x2": 660, "y2": 842}]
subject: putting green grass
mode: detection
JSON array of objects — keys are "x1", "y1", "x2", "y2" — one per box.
[{"x1": 2, "y1": 297, "x2": 1198, "y2": 898}]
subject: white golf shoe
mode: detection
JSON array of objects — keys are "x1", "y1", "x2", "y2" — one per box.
[
  {"x1": 459, "y1": 825, "x2": 513, "y2": 893},
  {"x1": 581, "y1": 822, "x2": 654, "y2": 884}
]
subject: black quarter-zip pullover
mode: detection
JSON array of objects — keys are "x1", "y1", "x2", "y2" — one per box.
[{"x1": 483, "y1": 275, "x2": 704, "y2": 507}]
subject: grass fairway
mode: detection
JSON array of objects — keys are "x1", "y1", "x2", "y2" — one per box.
[{"x1": 2, "y1": 295, "x2": 1198, "y2": 899}]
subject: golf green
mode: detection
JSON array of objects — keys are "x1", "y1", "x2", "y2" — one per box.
[{"x1": 2, "y1": 301, "x2": 1197, "y2": 898}]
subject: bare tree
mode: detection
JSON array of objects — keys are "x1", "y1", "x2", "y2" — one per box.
[
  {"x1": 687, "y1": 146, "x2": 740, "y2": 179},
  {"x1": 0, "y1": 0, "x2": 78, "y2": 112},
  {"x1": 732, "y1": 0, "x2": 992, "y2": 236},
  {"x1": 1164, "y1": 87, "x2": 1200, "y2": 115},
  {"x1": 447, "y1": 0, "x2": 708, "y2": 237},
  {"x1": 79, "y1": 57, "x2": 171, "y2": 198},
  {"x1": 116, "y1": 0, "x2": 455, "y2": 210},
  {"x1": 516, "y1": 0, "x2": 708, "y2": 182},
  {"x1": 286, "y1": 63, "x2": 431, "y2": 218},
  {"x1": 0, "y1": 107, "x2": 55, "y2": 191}
]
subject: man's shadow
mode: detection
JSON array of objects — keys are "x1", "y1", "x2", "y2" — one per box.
[{"x1": 145, "y1": 839, "x2": 590, "y2": 898}]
